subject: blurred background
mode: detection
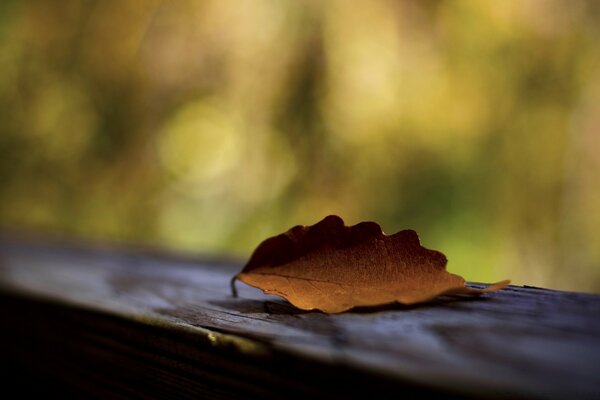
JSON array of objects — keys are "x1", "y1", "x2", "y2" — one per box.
[{"x1": 0, "y1": 0, "x2": 599, "y2": 291}]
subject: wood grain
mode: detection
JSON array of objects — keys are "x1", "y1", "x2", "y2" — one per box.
[{"x1": 1, "y1": 234, "x2": 599, "y2": 399}]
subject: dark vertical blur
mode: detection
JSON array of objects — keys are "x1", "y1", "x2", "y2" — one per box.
[{"x1": 1, "y1": 0, "x2": 599, "y2": 291}]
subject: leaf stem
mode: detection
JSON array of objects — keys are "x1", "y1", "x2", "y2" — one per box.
[{"x1": 230, "y1": 276, "x2": 238, "y2": 297}]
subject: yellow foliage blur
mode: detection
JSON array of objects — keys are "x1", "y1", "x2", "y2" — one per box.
[{"x1": 1, "y1": 0, "x2": 599, "y2": 291}]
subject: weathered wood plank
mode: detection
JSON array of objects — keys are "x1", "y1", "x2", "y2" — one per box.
[{"x1": 1, "y1": 235, "x2": 599, "y2": 399}]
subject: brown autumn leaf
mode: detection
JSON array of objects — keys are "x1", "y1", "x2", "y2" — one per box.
[{"x1": 231, "y1": 215, "x2": 509, "y2": 313}]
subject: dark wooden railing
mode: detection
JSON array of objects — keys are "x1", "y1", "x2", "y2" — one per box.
[{"x1": 1, "y1": 234, "x2": 599, "y2": 399}]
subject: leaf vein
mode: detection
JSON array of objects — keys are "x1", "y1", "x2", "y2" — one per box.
[{"x1": 251, "y1": 271, "x2": 347, "y2": 287}]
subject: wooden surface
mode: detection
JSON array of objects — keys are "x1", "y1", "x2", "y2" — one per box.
[{"x1": 1, "y1": 235, "x2": 600, "y2": 399}]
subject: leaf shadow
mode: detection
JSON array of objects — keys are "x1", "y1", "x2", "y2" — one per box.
[
  {"x1": 347, "y1": 295, "x2": 490, "y2": 314},
  {"x1": 210, "y1": 298, "x2": 314, "y2": 316},
  {"x1": 211, "y1": 294, "x2": 492, "y2": 316}
]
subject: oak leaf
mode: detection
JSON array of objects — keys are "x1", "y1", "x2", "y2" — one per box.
[{"x1": 231, "y1": 215, "x2": 509, "y2": 313}]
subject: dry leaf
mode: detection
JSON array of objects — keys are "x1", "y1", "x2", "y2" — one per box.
[{"x1": 231, "y1": 215, "x2": 509, "y2": 313}]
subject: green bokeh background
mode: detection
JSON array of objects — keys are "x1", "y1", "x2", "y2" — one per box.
[{"x1": 1, "y1": 0, "x2": 599, "y2": 291}]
